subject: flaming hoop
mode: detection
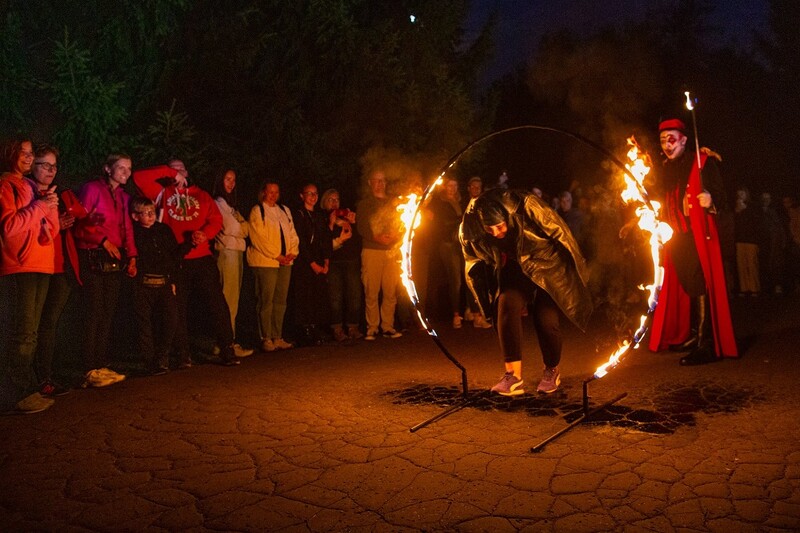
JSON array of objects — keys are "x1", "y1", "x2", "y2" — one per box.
[
  {"x1": 531, "y1": 136, "x2": 675, "y2": 452},
  {"x1": 400, "y1": 126, "x2": 649, "y2": 433}
]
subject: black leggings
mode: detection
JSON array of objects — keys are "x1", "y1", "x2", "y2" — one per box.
[{"x1": 496, "y1": 264, "x2": 562, "y2": 368}]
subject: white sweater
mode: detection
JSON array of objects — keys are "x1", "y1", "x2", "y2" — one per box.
[
  {"x1": 214, "y1": 197, "x2": 248, "y2": 252},
  {"x1": 246, "y1": 203, "x2": 300, "y2": 268}
]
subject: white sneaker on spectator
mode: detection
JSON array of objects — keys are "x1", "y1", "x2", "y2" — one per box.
[
  {"x1": 452, "y1": 315, "x2": 463, "y2": 329},
  {"x1": 262, "y1": 339, "x2": 276, "y2": 352},
  {"x1": 463, "y1": 310, "x2": 475, "y2": 321},
  {"x1": 233, "y1": 343, "x2": 254, "y2": 357},
  {"x1": 472, "y1": 315, "x2": 493, "y2": 329},
  {"x1": 97, "y1": 367, "x2": 126, "y2": 384},
  {"x1": 273, "y1": 338, "x2": 293, "y2": 350}
]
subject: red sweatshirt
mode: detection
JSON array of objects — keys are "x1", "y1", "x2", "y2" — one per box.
[{"x1": 133, "y1": 165, "x2": 222, "y2": 260}]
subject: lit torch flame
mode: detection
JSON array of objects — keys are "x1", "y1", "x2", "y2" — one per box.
[
  {"x1": 397, "y1": 176, "x2": 443, "y2": 332},
  {"x1": 592, "y1": 136, "x2": 673, "y2": 379}
]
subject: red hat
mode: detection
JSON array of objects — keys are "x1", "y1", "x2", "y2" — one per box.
[{"x1": 658, "y1": 118, "x2": 686, "y2": 133}]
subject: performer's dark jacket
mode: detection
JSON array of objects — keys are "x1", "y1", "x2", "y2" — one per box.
[
  {"x1": 459, "y1": 188, "x2": 593, "y2": 331},
  {"x1": 648, "y1": 150, "x2": 738, "y2": 358}
]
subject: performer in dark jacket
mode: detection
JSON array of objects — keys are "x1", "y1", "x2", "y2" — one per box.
[
  {"x1": 648, "y1": 118, "x2": 737, "y2": 365},
  {"x1": 460, "y1": 188, "x2": 592, "y2": 396}
]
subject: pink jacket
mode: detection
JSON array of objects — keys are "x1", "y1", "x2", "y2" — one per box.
[
  {"x1": 0, "y1": 172, "x2": 59, "y2": 276},
  {"x1": 73, "y1": 178, "x2": 137, "y2": 258}
]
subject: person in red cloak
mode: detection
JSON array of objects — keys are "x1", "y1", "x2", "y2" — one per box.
[{"x1": 648, "y1": 118, "x2": 738, "y2": 365}]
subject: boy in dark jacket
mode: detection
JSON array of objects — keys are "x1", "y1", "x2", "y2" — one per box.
[{"x1": 130, "y1": 197, "x2": 183, "y2": 375}]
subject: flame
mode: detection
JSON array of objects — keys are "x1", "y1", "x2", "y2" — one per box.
[
  {"x1": 592, "y1": 136, "x2": 673, "y2": 379},
  {"x1": 397, "y1": 176, "x2": 443, "y2": 330}
]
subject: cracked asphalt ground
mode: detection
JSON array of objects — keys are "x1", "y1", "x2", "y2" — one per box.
[{"x1": 1, "y1": 294, "x2": 799, "y2": 531}]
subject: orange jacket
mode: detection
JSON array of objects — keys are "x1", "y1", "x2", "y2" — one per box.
[{"x1": 0, "y1": 172, "x2": 59, "y2": 276}]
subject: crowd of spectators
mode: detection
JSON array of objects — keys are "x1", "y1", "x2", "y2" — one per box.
[{"x1": 2, "y1": 137, "x2": 798, "y2": 414}]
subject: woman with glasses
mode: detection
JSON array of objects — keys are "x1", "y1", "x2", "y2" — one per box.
[
  {"x1": 0, "y1": 138, "x2": 60, "y2": 413},
  {"x1": 30, "y1": 144, "x2": 85, "y2": 397},
  {"x1": 292, "y1": 183, "x2": 332, "y2": 346}
]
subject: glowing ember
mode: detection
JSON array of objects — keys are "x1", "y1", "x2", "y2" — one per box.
[
  {"x1": 592, "y1": 137, "x2": 673, "y2": 379},
  {"x1": 398, "y1": 176, "x2": 443, "y2": 331}
]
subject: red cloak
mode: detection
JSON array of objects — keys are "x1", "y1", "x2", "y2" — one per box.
[{"x1": 649, "y1": 153, "x2": 738, "y2": 358}]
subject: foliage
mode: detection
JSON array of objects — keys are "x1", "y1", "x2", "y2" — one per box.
[
  {"x1": 0, "y1": 8, "x2": 33, "y2": 134},
  {"x1": 40, "y1": 31, "x2": 128, "y2": 181}
]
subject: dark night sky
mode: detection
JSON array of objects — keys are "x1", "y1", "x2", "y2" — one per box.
[{"x1": 465, "y1": 0, "x2": 770, "y2": 89}]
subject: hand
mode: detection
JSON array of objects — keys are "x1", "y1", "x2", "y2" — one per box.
[
  {"x1": 103, "y1": 239, "x2": 122, "y2": 260},
  {"x1": 339, "y1": 222, "x2": 352, "y2": 242},
  {"x1": 329, "y1": 210, "x2": 338, "y2": 229},
  {"x1": 59, "y1": 212, "x2": 75, "y2": 230},
  {"x1": 42, "y1": 186, "x2": 59, "y2": 209},
  {"x1": 191, "y1": 231, "x2": 207, "y2": 246},
  {"x1": 322, "y1": 264, "x2": 329, "y2": 275},
  {"x1": 171, "y1": 284, "x2": 177, "y2": 296},
  {"x1": 311, "y1": 263, "x2": 323, "y2": 274},
  {"x1": 697, "y1": 191, "x2": 712, "y2": 209},
  {"x1": 126, "y1": 258, "x2": 137, "y2": 278},
  {"x1": 346, "y1": 211, "x2": 356, "y2": 224}
]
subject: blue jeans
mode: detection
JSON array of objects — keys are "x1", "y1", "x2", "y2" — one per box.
[
  {"x1": 35, "y1": 272, "x2": 74, "y2": 381},
  {"x1": 328, "y1": 259, "x2": 362, "y2": 328},
  {"x1": 0, "y1": 272, "x2": 51, "y2": 403}
]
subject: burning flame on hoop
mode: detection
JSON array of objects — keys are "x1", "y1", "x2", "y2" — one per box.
[
  {"x1": 593, "y1": 137, "x2": 673, "y2": 379},
  {"x1": 397, "y1": 176, "x2": 443, "y2": 334}
]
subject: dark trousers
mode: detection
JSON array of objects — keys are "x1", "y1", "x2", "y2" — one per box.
[
  {"x1": 133, "y1": 282, "x2": 178, "y2": 368},
  {"x1": 0, "y1": 272, "x2": 50, "y2": 403},
  {"x1": 438, "y1": 242, "x2": 463, "y2": 315},
  {"x1": 669, "y1": 230, "x2": 707, "y2": 297},
  {"x1": 496, "y1": 261, "x2": 562, "y2": 368},
  {"x1": 174, "y1": 256, "x2": 234, "y2": 353},
  {"x1": 328, "y1": 259, "x2": 362, "y2": 327},
  {"x1": 292, "y1": 261, "x2": 328, "y2": 326},
  {"x1": 35, "y1": 272, "x2": 74, "y2": 381},
  {"x1": 79, "y1": 250, "x2": 123, "y2": 371}
]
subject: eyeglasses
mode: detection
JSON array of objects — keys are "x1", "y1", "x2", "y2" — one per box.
[
  {"x1": 135, "y1": 209, "x2": 156, "y2": 216},
  {"x1": 34, "y1": 162, "x2": 57, "y2": 171}
]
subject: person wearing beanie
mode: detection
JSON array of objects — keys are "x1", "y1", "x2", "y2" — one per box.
[
  {"x1": 647, "y1": 118, "x2": 737, "y2": 365},
  {"x1": 460, "y1": 188, "x2": 592, "y2": 396}
]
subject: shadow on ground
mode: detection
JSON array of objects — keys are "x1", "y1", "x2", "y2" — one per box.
[{"x1": 386, "y1": 380, "x2": 766, "y2": 434}]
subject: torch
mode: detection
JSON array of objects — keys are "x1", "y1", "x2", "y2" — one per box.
[{"x1": 684, "y1": 91, "x2": 711, "y2": 240}]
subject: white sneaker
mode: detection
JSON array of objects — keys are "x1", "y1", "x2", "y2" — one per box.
[
  {"x1": 82, "y1": 369, "x2": 117, "y2": 388},
  {"x1": 472, "y1": 315, "x2": 492, "y2": 329},
  {"x1": 97, "y1": 367, "x2": 126, "y2": 384},
  {"x1": 233, "y1": 343, "x2": 254, "y2": 357},
  {"x1": 262, "y1": 339, "x2": 276, "y2": 352},
  {"x1": 452, "y1": 315, "x2": 463, "y2": 329},
  {"x1": 463, "y1": 310, "x2": 475, "y2": 321},
  {"x1": 273, "y1": 338, "x2": 293, "y2": 350}
]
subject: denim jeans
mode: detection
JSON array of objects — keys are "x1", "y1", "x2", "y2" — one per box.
[
  {"x1": 0, "y1": 272, "x2": 51, "y2": 403},
  {"x1": 35, "y1": 272, "x2": 74, "y2": 381},
  {"x1": 328, "y1": 259, "x2": 362, "y2": 328}
]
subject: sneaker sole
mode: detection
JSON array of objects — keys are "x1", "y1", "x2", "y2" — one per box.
[
  {"x1": 537, "y1": 376, "x2": 561, "y2": 394},
  {"x1": 495, "y1": 388, "x2": 525, "y2": 397}
]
